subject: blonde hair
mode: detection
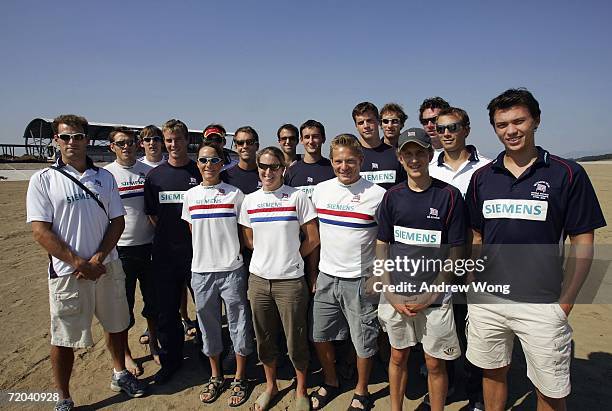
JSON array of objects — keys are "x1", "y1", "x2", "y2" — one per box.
[{"x1": 329, "y1": 134, "x2": 363, "y2": 160}]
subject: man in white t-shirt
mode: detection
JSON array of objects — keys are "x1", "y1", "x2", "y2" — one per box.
[
  {"x1": 104, "y1": 127, "x2": 158, "y2": 375},
  {"x1": 309, "y1": 134, "x2": 386, "y2": 411},
  {"x1": 26, "y1": 115, "x2": 146, "y2": 411},
  {"x1": 138, "y1": 124, "x2": 167, "y2": 167}
]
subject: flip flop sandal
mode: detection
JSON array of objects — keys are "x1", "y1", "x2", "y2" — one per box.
[
  {"x1": 139, "y1": 329, "x2": 149, "y2": 345},
  {"x1": 228, "y1": 379, "x2": 249, "y2": 407},
  {"x1": 199, "y1": 376, "x2": 224, "y2": 404},
  {"x1": 310, "y1": 383, "x2": 340, "y2": 410},
  {"x1": 254, "y1": 391, "x2": 275, "y2": 411},
  {"x1": 347, "y1": 392, "x2": 372, "y2": 411}
]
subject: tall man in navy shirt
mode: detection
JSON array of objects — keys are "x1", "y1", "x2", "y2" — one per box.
[
  {"x1": 352, "y1": 102, "x2": 406, "y2": 190},
  {"x1": 144, "y1": 119, "x2": 202, "y2": 384},
  {"x1": 465, "y1": 89, "x2": 606, "y2": 411}
]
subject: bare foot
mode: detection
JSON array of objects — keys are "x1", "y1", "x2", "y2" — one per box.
[
  {"x1": 149, "y1": 342, "x2": 161, "y2": 365},
  {"x1": 254, "y1": 387, "x2": 278, "y2": 411},
  {"x1": 125, "y1": 355, "x2": 142, "y2": 376}
]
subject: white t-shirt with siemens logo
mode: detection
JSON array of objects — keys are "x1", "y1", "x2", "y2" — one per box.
[
  {"x1": 182, "y1": 182, "x2": 245, "y2": 273},
  {"x1": 104, "y1": 160, "x2": 154, "y2": 246},
  {"x1": 311, "y1": 177, "x2": 386, "y2": 278},
  {"x1": 26, "y1": 160, "x2": 126, "y2": 277},
  {"x1": 239, "y1": 185, "x2": 316, "y2": 280}
]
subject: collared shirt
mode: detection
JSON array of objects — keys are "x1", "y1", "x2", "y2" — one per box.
[
  {"x1": 466, "y1": 146, "x2": 606, "y2": 302},
  {"x1": 429, "y1": 145, "x2": 491, "y2": 197},
  {"x1": 26, "y1": 157, "x2": 126, "y2": 277}
]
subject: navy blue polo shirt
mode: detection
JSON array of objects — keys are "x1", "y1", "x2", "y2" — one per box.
[
  {"x1": 466, "y1": 146, "x2": 606, "y2": 302},
  {"x1": 221, "y1": 164, "x2": 261, "y2": 194},
  {"x1": 361, "y1": 142, "x2": 407, "y2": 190},
  {"x1": 284, "y1": 157, "x2": 335, "y2": 197},
  {"x1": 144, "y1": 160, "x2": 202, "y2": 256},
  {"x1": 377, "y1": 179, "x2": 466, "y2": 292}
]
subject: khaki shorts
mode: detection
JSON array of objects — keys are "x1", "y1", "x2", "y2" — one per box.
[
  {"x1": 466, "y1": 303, "x2": 572, "y2": 399},
  {"x1": 48, "y1": 259, "x2": 130, "y2": 348},
  {"x1": 378, "y1": 296, "x2": 461, "y2": 360}
]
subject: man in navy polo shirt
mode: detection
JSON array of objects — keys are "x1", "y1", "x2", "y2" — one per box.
[
  {"x1": 465, "y1": 88, "x2": 606, "y2": 411},
  {"x1": 284, "y1": 119, "x2": 335, "y2": 197},
  {"x1": 144, "y1": 118, "x2": 202, "y2": 384},
  {"x1": 380, "y1": 103, "x2": 408, "y2": 148},
  {"x1": 352, "y1": 101, "x2": 406, "y2": 190},
  {"x1": 222, "y1": 126, "x2": 261, "y2": 195},
  {"x1": 376, "y1": 128, "x2": 465, "y2": 411}
]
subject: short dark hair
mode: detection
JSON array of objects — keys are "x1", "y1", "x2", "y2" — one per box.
[
  {"x1": 437, "y1": 107, "x2": 470, "y2": 127},
  {"x1": 52, "y1": 114, "x2": 88, "y2": 135},
  {"x1": 300, "y1": 119, "x2": 326, "y2": 139},
  {"x1": 235, "y1": 126, "x2": 259, "y2": 142},
  {"x1": 352, "y1": 102, "x2": 379, "y2": 122},
  {"x1": 277, "y1": 123, "x2": 298, "y2": 139},
  {"x1": 197, "y1": 141, "x2": 224, "y2": 158},
  {"x1": 140, "y1": 125, "x2": 162, "y2": 139},
  {"x1": 162, "y1": 119, "x2": 188, "y2": 139},
  {"x1": 487, "y1": 88, "x2": 541, "y2": 125},
  {"x1": 380, "y1": 103, "x2": 408, "y2": 125},
  {"x1": 418, "y1": 97, "x2": 450, "y2": 122},
  {"x1": 108, "y1": 126, "x2": 135, "y2": 143}
]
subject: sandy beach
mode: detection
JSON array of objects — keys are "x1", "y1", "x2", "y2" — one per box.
[{"x1": 0, "y1": 164, "x2": 610, "y2": 410}]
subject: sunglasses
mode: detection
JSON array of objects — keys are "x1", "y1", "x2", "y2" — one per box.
[
  {"x1": 204, "y1": 136, "x2": 224, "y2": 144},
  {"x1": 57, "y1": 133, "x2": 86, "y2": 142},
  {"x1": 381, "y1": 118, "x2": 400, "y2": 125},
  {"x1": 258, "y1": 163, "x2": 283, "y2": 171},
  {"x1": 198, "y1": 156, "x2": 223, "y2": 165},
  {"x1": 235, "y1": 139, "x2": 256, "y2": 147},
  {"x1": 420, "y1": 116, "x2": 438, "y2": 126},
  {"x1": 112, "y1": 140, "x2": 135, "y2": 148},
  {"x1": 278, "y1": 136, "x2": 297, "y2": 143},
  {"x1": 142, "y1": 136, "x2": 162, "y2": 143},
  {"x1": 436, "y1": 123, "x2": 463, "y2": 134}
]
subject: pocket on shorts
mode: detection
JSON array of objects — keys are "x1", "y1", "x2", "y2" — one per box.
[
  {"x1": 52, "y1": 291, "x2": 80, "y2": 316},
  {"x1": 551, "y1": 303, "x2": 568, "y2": 322}
]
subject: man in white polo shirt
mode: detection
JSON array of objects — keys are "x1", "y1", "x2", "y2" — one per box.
[
  {"x1": 26, "y1": 115, "x2": 146, "y2": 411},
  {"x1": 309, "y1": 134, "x2": 386, "y2": 411},
  {"x1": 105, "y1": 127, "x2": 158, "y2": 374},
  {"x1": 428, "y1": 107, "x2": 489, "y2": 411}
]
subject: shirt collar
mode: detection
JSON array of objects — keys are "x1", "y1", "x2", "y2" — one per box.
[
  {"x1": 436, "y1": 144, "x2": 480, "y2": 166},
  {"x1": 55, "y1": 156, "x2": 98, "y2": 171},
  {"x1": 491, "y1": 146, "x2": 549, "y2": 171}
]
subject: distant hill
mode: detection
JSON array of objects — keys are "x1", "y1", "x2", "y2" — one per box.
[{"x1": 574, "y1": 153, "x2": 612, "y2": 162}]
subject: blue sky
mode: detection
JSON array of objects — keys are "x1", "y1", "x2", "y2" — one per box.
[{"x1": 2, "y1": 0, "x2": 612, "y2": 158}]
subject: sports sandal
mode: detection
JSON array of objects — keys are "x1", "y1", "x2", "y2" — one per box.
[
  {"x1": 199, "y1": 376, "x2": 224, "y2": 403},
  {"x1": 347, "y1": 392, "x2": 372, "y2": 411},
  {"x1": 310, "y1": 383, "x2": 340, "y2": 410},
  {"x1": 183, "y1": 319, "x2": 198, "y2": 337},
  {"x1": 139, "y1": 329, "x2": 149, "y2": 345},
  {"x1": 228, "y1": 379, "x2": 249, "y2": 407}
]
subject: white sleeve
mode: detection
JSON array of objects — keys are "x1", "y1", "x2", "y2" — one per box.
[
  {"x1": 26, "y1": 171, "x2": 53, "y2": 223},
  {"x1": 107, "y1": 174, "x2": 127, "y2": 220},
  {"x1": 238, "y1": 194, "x2": 251, "y2": 227},
  {"x1": 235, "y1": 189, "x2": 245, "y2": 217},
  {"x1": 297, "y1": 191, "x2": 317, "y2": 225},
  {"x1": 181, "y1": 189, "x2": 192, "y2": 223}
]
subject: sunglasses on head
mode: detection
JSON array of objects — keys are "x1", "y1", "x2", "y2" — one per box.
[
  {"x1": 57, "y1": 133, "x2": 86, "y2": 142},
  {"x1": 436, "y1": 123, "x2": 463, "y2": 134},
  {"x1": 235, "y1": 139, "x2": 256, "y2": 147},
  {"x1": 112, "y1": 140, "x2": 135, "y2": 148},
  {"x1": 204, "y1": 136, "x2": 224, "y2": 144},
  {"x1": 381, "y1": 118, "x2": 400, "y2": 125},
  {"x1": 142, "y1": 136, "x2": 162, "y2": 143},
  {"x1": 420, "y1": 116, "x2": 438, "y2": 126},
  {"x1": 198, "y1": 156, "x2": 223, "y2": 165},
  {"x1": 258, "y1": 163, "x2": 283, "y2": 171}
]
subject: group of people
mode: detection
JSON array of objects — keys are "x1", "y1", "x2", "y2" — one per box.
[{"x1": 26, "y1": 88, "x2": 606, "y2": 411}]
